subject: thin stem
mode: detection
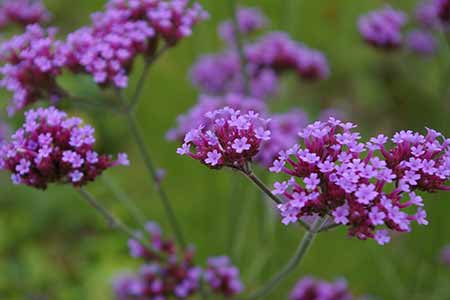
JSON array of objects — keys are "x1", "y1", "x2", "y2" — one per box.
[
  {"x1": 129, "y1": 44, "x2": 170, "y2": 111},
  {"x1": 228, "y1": 0, "x2": 250, "y2": 94},
  {"x1": 319, "y1": 222, "x2": 340, "y2": 232},
  {"x1": 77, "y1": 188, "x2": 154, "y2": 252},
  {"x1": 248, "y1": 216, "x2": 328, "y2": 300},
  {"x1": 126, "y1": 112, "x2": 187, "y2": 249}
]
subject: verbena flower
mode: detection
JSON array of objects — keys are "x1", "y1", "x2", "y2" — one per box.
[
  {"x1": 177, "y1": 107, "x2": 271, "y2": 170},
  {"x1": 416, "y1": 0, "x2": 440, "y2": 28},
  {"x1": 290, "y1": 277, "x2": 353, "y2": 300},
  {"x1": 204, "y1": 256, "x2": 244, "y2": 296},
  {"x1": 118, "y1": 222, "x2": 201, "y2": 299},
  {"x1": 271, "y1": 118, "x2": 449, "y2": 245},
  {"x1": 219, "y1": 6, "x2": 267, "y2": 45},
  {"x1": 0, "y1": 0, "x2": 50, "y2": 29},
  {"x1": 256, "y1": 109, "x2": 308, "y2": 167},
  {"x1": 441, "y1": 244, "x2": 450, "y2": 266},
  {"x1": 0, "y1": 107, "x2": 128, "y2": 189},
  {"x1": 245, "y1": 32, "x2": 330, "y2": 81},
  {"x1": 0, "y1": 25, "x2": 66, "y2": 116},
  {"x1": 407, "y1": 30, "x2": 437, "y2": 55},
  {"x1": 107, "y1": 0, "x2": 209, "y2": 45},
  {"x1": 358, "y1": 6, "x2": 407, "y2": 49},
  {"x1": 435, "y1": 0, "x2": 450, "y2": 26},
  {"x1": 166, "y1": 93, "x2": 267, "y2": 141}
]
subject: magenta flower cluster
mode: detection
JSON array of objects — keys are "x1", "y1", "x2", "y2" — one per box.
[
  {"x1": 358, "y1": 6, "x2": 407, "y2": 49},
  {"x1": 0, "y1": 25, "x2": 66, "y2": 116},
  {"x1": 270, "y1": 118, "x2": 450, "y2": 245},
  {"x1": 407, "y1": 30, "x2": 437, "y2": 55},
  {"x1": 177, "y1": 107, "x2": 271, "y2": 170},
  {"x1": 0, "y1": 107, "x2": 128, "y2": 190},
  {"x1": 0, "y1": 0, "x2": 50, "y2": 29},
  {"x1": 204, "y1": 256, "x2": 244, "y2": 296},
  {"x1": 114, "y1": 221, "x2": 243, "y2": 300},
  {"x1": 290, "y1": 277, "x2": 353, "y2": 300},
  {"x1": 166, "y1": 93, "x2": 267, "y2": 141}
]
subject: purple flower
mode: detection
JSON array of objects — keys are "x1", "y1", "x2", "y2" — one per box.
[
  {"x1": 219, "y1": 6, "x2": 267, "y2": 44},
  {"x1": 205, "y1": 150, "x2": 222, "y2": 166},
  {"x1": 0, "y1": 0, "x2": 50, "y2": 29},
  {"x1": 441, "y1": 245, "x2": 450, "y2": 266},
  {"x1": 290, "y1": 277, "x2": 353, "y2": 300},
  {"x1": 204, "y1": 256, "x2": 244, "y2": 296},
  {"x1": 358, "y1": 6, "x2": 407, "y2": 49},
  {"x1": 0, "y1": 107, "x2": 128, "y2": 189},
  {"x1": 407, "y1": 30, "x2": 437, "y2": 56}
]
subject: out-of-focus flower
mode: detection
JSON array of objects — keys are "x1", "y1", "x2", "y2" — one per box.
[
  {"x1": 166, "y1": 93, "x2": 267, "y2": 141},
  {"x1": 0, "y1": 119, "x2": 10, "y2": 143},
  {"x1": 435, "y1": 0, "x2": 450, "y2": 26},
  {"x1": 107, "y1": 0, "x2": 209, "y2": 45},
  {"x1": 0, "y1": 25, "x2": 66, "y2": 116},
  {"x1": 204, "y1": 256, "x2": 244, "y2": 296},
  {"x1": 441, "y1": 245, "x2": 450, "y2": 266},
  {"x1": 416, "y1": 1, "x2": 439, "y2": 28},
  {"x1": 407, "y1": 30, "x2": 437, "y2": 55},
  {"x1": 177, "y1": 107, "x2": 271, "y2": 170},
  {"x1": 358, "y1": 6, "x2": 407, "y2": 49},
  {"x1": 271, "y1": 118, "x2": 449, "y2": 245},
  {"x1": 256, "y1": 109, "x2": 308, "y2": 167},
  {"x1": 0, "y1": 0, "x2": 50, "y2": 29},
  {"x1": 0, "y1": 107, "x2": 128, "y2": 189},
  {"x1": 219, "y1": 6, "x2": 267, "y2": 44},
  {"x1": 290, "y1": 277, "x2": 353, "y2": 300}
]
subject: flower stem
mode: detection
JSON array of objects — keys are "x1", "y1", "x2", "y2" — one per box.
[
  {"x1": 126, "y1": 112, "x2": 187, "y2": 249},
  {"x1": 77, "y1": 188, "x2": 154, "y2": 251},
  {"x1": 228, "y1": 0, "x2": 250, "y2": 94},
  {"x1": 248, "y1": 216, "x2": 328, "y2": 300}
]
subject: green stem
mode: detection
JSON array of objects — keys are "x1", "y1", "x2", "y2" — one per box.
[
  {"x1": 228, "y1": 0, "x2": 250, "y2": 94},
  {"x1": 77, "y1": 188, "x2": 154, "y2": 252},
  {"x1": 126, "y1": 112, "x2": 187, "y2": 249},
  {"x1": 248, "y1": 216, "x2": 328, "y2": 300}
]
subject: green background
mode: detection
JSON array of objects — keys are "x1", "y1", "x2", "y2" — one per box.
[{"x1": 1, "y1": 0, "x2": 449, "y2": 299}]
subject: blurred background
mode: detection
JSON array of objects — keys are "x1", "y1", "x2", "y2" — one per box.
[{"x1": 0, "y1": 0, "x2": 449, "y2": 299}]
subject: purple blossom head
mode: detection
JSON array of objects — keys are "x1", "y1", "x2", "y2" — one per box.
[
  {"x1": 290, "y1": 277, "x2": 353, "y2": 300},
  {"x1": 167, "y1": 93, "x2": 267, "y2": 141},
  {"x1": 270, "y1": 118, "x2": 450, "y2": 245},
  {"x1": 435, "y1": 0, "x2": 450, "y2": 26},
  {"x1": 416, "y1": 1, "x2": 440, "y2": 28},
  {"x1": 204, "y1": 256, "x2": 244, "y2": 296},
  {"x1": 441, "y1": 245, "x2": 450, "y2": 266},
  {"x1": 257, "y1": 109, "x2": 308, "y2": 167},
  {"x1": 219, "y1": 6, "x2": 268, "y2": 44},
  {"x1": 246, "y1": 32, "x2": 330, "y2": 81},
  {"x1": 0, "y1": 0, "x2": 50, "y2": 29},
  {"x1": 177, "y1": 107, "x2": 271, "y2": 170},
  {"x1": 0, "y1": 107, "x2": 128, "y2": 189},
  {"x1": 407, "y1": 30, "x2": 437, "y2": 56},
  {"x1": 358, "y1": 6, "x2": 407, "y2": 50},
  {"x1": 0, "y1": 25, "x2": 66, "y2": 115}
]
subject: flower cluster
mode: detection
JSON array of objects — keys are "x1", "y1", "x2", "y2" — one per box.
[
  {"x1": 204, "y1": 256, "x2": 244, "y2": 296},
  {"x1": 177, "y1": 107, "x2": 271, "y2": 170},
  {"x1": 0, "y1": 0, "x2": 50, "y2": 29},
  {"x1": 256, "y1": 109, "x2": 308, "y2": 167},
  {"x1": 271, "y1": 118, "x2": 450, "y2": 245},
  {"x1": 441, "y1": 244, "x2": 450, "y2": 266},
  {"x1": 435, "y1": 0, "x2": 450, "y2": 26},
  {"x1": 166, "y1": 93, "x2": 267, "y2": 141},
  {"x1": 113, "y1": 221, "x2": 243, "y2": 300},
  {"x1": 245, "y1": 32, "x2": 330, "y2": 81},
  {"x1": 406, "y1": 30, "x2": 437, "y2": 55},
  {"x1": 358, "y1": 6, "x2": 407, "y2": 49},
  {"x1": 107, "y1": 0, "x2": 209, "y2": 45},
  {"x1": 0, "y1": 25, "x2": 66, "y2": 116},
  {"x1": 219, "y1": 6, "x2": 267, "y2": 45},
  {"x1": 0, "y1": 107, "x2": 128, "y2": 190},
  {"x1": 290, "y1": 277, "x2": 353, "y2": 300}
]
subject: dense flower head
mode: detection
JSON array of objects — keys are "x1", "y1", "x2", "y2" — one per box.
[
  {"x1": 358, "y1": 6, "x2": 407, "y2": 49},
  {"x1": 107, "y1": 0, "x2": 209, "y2": 45},
  {"x1": 219, "y1": 6, "x2": 268, "y2": 44},
  {"x1": 0, "y1": 0, "x2": 50, "y2": 29},
  {"x1": 441, "y1": 245, "x2": 450, "y2": 266},
  {"x1": 256, "y1": 109, "x2": 308, "y2": 167},
  {"x1": 435, "y1": 0, "x2": 450, "y2": 25},
  {"x1": 167, "y1": 93, "x2": 267, "y2": 141},
  {"x1": 177, "y1": 107, "x2": 271, "y2": 170},
  {"x1": 0, "y1": 25, "x2": 66, "y2": 116},
  {"x1": 245, "y1": 32, "x2": 330, "y2": 81},
  {"x1": 407, "y1": 30, "x2": 437, "y2": 55},
  {"x1": 290, "y1": 277, "x2": 353, "y2": 300},
  {"x1": 271, "y1": 118, "x2": 450, "y2": 245},
  {"x1": 416, "y1": 1, "x2": 440, "y2": 28},
  {"x1": 116, "y1": 222, "x2": 201, "y2": 300},
  {"x1": 0, "y1": 107, "x2": 128, "y2": 189},
  {"x1": 190, "y1": 51, "x2": 279, "y2": 99},
  {"x1": 204, "y1": 256, "x2": 244, "y2": 296}
]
